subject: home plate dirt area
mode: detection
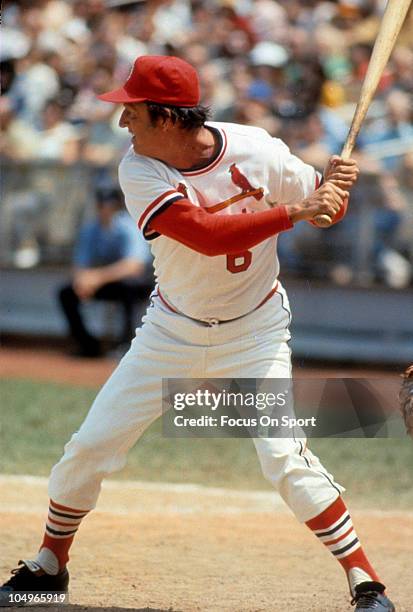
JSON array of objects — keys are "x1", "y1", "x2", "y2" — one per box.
[{"x1": 0, "y1": 475, "x2": 412, "y2": 612}]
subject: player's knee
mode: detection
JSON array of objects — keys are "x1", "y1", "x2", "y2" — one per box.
[
  {"x1": 258, "y1": 451, "x2": 291, "y2": 487},
  {"x1": 54, "y1": 432, "x2": 128, "y2": 479},
  {"x1": 255, "y1": 438, "x2": 305, "y2": 488},
  {"x1": 62, "y1": 431, "x2": 111, "y2": 460}
]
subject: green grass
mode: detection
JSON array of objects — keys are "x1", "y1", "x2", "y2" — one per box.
[{"x1": 1, "y1": 378, "x2": 412, "y2": 509}]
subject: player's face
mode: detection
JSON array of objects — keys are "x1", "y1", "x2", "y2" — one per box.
[{"x1": 119, "y1": 103, "x2": 165, "y2": 158}]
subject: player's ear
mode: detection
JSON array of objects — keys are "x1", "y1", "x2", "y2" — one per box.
[{"x1": 158, "y1": 109, "x2": 174, "y2": 130}]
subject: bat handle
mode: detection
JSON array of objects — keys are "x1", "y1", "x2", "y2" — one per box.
[
  {"x1": 312, "y1": 137, "x2": 355, "y2": 228},
  {"x1": 313, "y1": 213, "x2": 334, "y2": 228}
]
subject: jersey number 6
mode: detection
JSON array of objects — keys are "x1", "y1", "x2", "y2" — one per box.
[{"x1": 226, "y1": 250, "x2": 252, "y2": 273}]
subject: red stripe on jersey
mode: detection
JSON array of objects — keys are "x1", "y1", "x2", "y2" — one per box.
[
  {"x1": 138, "y1": 190, "x2": 181, "y2": 229},
  {"x1": 182, "y1": 129, "x2": 227, "y2": 176},
  {"x1": 315, "y1": 172, "x2": 322, "y2": 189}
]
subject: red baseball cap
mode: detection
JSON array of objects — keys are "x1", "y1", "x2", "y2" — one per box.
[{"x1": 98, "y1": 55, "x2": 200, "y2": 107}]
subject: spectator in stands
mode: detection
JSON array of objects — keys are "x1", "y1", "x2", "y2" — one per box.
[
  {"x1": 36, "y1": 97, "x2": 82, "y2": 163},
  {"x1": 391, "y1": 46, "x2": 413, "y2": 94},
  {"x1": 70, "y1": 66, "x2": 130, "y2": 164},
  {"x1": 232, "y1": 80, "x2": 280, "y2": 136},
  {"x1": 58, "y1": 186, "x2": 153, "y2": 357},
  {"x1": 6, "y1": 47, "x2": 61, "y2": 126},
  {"x1": 0, "y1": 95, "x2": 81, "y2": 164},
  {"x1": 0, "y1": 96, "x2": 39, "y2": 161},
  {"x1": 363, "y1": 89, "x2": 413, "y2": 171}
]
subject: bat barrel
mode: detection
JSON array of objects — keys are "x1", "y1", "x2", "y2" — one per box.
[{"x1": 313, "y1": 0, "x2": 412, "y2": 228}]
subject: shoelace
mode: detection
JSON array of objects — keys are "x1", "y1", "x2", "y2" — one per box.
[
  {"x1": 3, "y1": 564, "x2": 26, "y2": 588},
  {"x1": 351, "y1": 591, "x2": 382, "y2": 609}
]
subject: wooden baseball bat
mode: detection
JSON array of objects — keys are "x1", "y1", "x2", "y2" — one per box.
[{"x1": 314, "y1": 0, "x2": 412, "y2": 228}]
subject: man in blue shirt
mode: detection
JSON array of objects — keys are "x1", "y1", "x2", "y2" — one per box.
[{"x1": 58, "y1": 186, "x2": 153, "y2": 357}]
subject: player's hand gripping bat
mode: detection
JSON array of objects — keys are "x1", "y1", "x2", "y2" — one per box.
[{"x1": 313, "y1": 0, "x2": 412, "y2": 228}]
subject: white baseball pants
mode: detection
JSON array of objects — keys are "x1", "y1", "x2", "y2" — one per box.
[{"x1": 49, "y1": 284, "x2": 343, "y2": 522}]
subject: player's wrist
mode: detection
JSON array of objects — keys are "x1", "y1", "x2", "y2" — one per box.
[{"x1": 285, "y1": 203, "x2": 305, "y2": 223}]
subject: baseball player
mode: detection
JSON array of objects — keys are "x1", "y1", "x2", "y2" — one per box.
[{"x1": 0, "y1": 56, "x2": 395, "y2": 611}]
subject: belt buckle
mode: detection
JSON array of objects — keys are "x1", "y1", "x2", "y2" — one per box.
[{"x1": 204, "y1": 318, "x2": 220, "y2": 327}]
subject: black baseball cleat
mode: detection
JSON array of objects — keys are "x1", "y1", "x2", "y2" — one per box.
[
  {"x1": 0, "y1": 561, "x2": 69, "y2": 606},
  {"x1": 352, "y1": 581, "x2": 395, "y2": 611}
]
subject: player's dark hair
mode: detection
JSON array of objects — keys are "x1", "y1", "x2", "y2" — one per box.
[{"x1": 145, "y1": 102, "x2": 211, "y2": 130}]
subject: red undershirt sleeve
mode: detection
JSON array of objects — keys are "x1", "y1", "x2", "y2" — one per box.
[{"x1": 148, "y1": 198, "x2": 293, "y2": 256}]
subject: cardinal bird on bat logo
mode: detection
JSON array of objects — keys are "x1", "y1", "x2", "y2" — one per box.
[{"x1": 229, "y1": 164, "x2": 264, "y2": 200}]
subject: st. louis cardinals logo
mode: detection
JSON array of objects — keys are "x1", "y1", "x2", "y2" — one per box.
[
  {"x1": 228, "y1": 164, "x2": 264, "y2": 201},
  {"x1": 177, "y1": 166, "x2": 264, "y2": 215},
  {"x1": 206, "y1": 164, "x2": 264, "y2": 214}
]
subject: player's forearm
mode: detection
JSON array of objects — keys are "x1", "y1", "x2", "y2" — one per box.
[
  {"x1": 148, "y1": 199, "x2": 293, "y2": 256},
  {"x1": 91, "y1": 259, "x2": 144, "y2": 285},
  {"x1": 286, "y1": 182, "x2": 349, "y2": 224}
]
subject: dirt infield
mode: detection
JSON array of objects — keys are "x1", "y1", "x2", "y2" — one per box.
[
  {"x1": 1, "y1": 475, "x2": 412, "y2": 612},
  {"x1": 0, "y1": 347, "x2": 116, "y2": 388},
  {"x1": 0, "y1": 346, "x2": 399, "y2": 388}
]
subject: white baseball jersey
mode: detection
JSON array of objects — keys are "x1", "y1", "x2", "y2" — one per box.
[{"x1": 119, "y1": 121, "x2": 320, "y2": 321}]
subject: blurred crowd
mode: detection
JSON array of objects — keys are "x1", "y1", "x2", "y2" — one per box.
[{"x1": 1, "y1": 0, "x2": 413, "y2": 286}]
